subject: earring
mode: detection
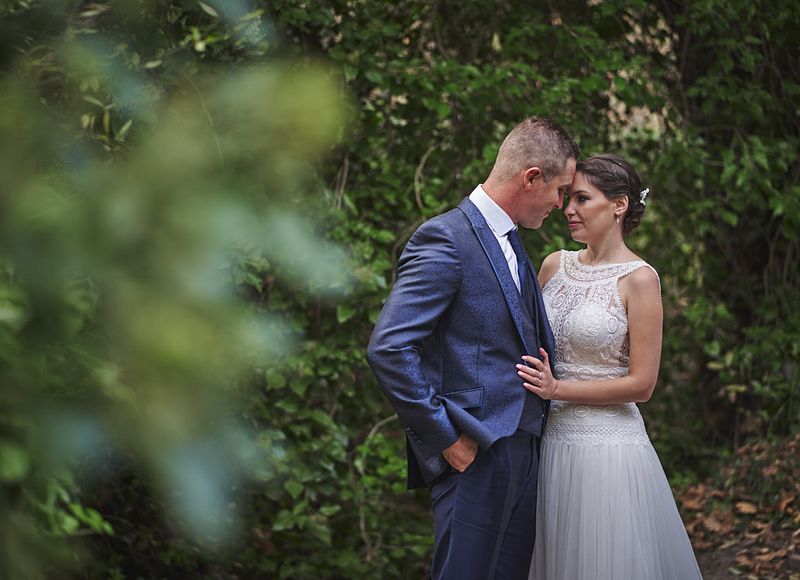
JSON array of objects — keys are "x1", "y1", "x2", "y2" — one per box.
[{"x1": 615, "y1": 214, "x2": 620, "y2": 224}]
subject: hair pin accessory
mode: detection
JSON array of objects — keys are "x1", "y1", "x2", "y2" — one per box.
[{"x1": 639, "y1": 187, "x2": 649, "y2": 205}]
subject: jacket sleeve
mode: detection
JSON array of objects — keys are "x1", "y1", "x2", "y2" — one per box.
[{"x1": 366, "y1": 218, "x2": 462, "y2": 460}]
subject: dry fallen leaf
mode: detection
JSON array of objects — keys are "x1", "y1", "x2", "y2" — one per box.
[
  {"x1": 736, "y1": 553, "x2": 754, "y2": 567},
  {"x1": 704, "y1": 515, "x2": 730, "y2": 534},
  {"x1": 692, "y1": 539, "x2": 715, "y2": 550},
  {"x1": 736, "y1": 501, "x2": 759, "y2": 514},
  {"x1": 778, "y1": 491, "x2": 796, "y2": 513},
  {"x1": 680, "y1": 486, "x2": 708, "y2": 510}
]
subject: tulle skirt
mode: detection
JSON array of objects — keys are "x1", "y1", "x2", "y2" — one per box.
[{"x1": 529, "y1": 402, "x2": 703, "y2": 580}]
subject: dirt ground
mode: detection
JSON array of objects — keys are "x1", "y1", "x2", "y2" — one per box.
[{"x1": 692, "y1": 522, "x2": 800, "y2": 579}]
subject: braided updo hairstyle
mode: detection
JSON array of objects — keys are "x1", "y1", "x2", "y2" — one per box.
[{"x1": 575, "y1": 154, "x2": 648, "y2": 235}]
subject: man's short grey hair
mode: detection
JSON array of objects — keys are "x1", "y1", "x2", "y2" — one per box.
[{"x1": 491, "y1": 117, "x2": 579, "y2": 182}]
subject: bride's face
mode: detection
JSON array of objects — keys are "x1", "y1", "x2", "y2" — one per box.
[{"x1": 564, "y1": 172, "x2": 619, "y2": 242}]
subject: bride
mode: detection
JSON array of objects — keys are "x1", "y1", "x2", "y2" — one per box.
[{"x1": 517, "y1": 154, "x2": 703, "y2": 579}]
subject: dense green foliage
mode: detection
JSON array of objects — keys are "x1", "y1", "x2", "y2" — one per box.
[{"x1": 0, "y1": 0, "x2": 797, "y2": 578}]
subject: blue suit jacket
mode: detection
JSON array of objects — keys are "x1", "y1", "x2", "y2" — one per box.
[{"x1": 367, "y1": 198, "x2": 556, "y2": 489}]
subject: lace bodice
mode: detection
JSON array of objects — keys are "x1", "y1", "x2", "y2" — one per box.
[
  {"x1": 541, "y1": 250, "x2": 660, "y2": 444},
  {"x1": 542, "y1": 250, "x2": 658, "y2": 382}
]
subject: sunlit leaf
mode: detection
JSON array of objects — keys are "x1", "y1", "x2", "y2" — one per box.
[
  {"x1": 0, "y1": 442, "x2": 30, "y2": 482},
  {"x1": 198, "y1": 1, "x2": 219, "y2": 17}
]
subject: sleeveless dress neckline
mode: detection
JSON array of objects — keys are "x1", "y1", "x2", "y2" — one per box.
[
  {"x1": 560, "y1": 249, "x2": 648, "y2": 283},
  {"x1": 574, "y1": 250, "x2": 644, "y2": 268}
]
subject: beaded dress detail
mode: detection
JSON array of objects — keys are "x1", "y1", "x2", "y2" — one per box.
[{"x1": 529, "y1": 250, "x2": 702, "y2": 580}]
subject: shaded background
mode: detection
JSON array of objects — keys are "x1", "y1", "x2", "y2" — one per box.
[{"x1": 0, "y1": 0, "x2": 797, "y2": 578}]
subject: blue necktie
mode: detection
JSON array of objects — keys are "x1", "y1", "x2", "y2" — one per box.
[{"x1": 507, "y1": 228, "x2": 531, "y2": 312}]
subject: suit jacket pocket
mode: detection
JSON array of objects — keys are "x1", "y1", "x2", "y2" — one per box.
[{"x1": 436, "y1": 386, "x2": 484, "y2": 409}]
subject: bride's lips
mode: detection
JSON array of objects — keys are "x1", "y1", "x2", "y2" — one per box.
[{"x1": 567, "y1": 221, "x2": 581, "y2": 230}]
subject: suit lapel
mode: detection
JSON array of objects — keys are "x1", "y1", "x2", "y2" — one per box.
[
  {"x1": 524, "y1": 259, "x2": 557, "y2": 362},
  {"x1": 458, "y1": 198, "x2": 533, "y2": 354}
]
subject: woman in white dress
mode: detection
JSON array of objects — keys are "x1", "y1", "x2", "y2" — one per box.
[{"x1": 518, "y1": 154, "x2": 703, "y2": 580}]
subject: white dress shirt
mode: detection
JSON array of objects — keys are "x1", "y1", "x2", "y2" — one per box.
[{"x1": 468, "y1": 185, "x2": 521, "y2": 292}]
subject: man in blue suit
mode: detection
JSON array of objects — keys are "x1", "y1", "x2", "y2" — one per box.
[{"x1": 367, "y1": 117, "x2": 578, "y2": 579}]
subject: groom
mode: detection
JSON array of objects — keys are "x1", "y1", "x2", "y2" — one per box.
[{"x1": 367, "y1": 117, "x2": 578, "y2": 579}]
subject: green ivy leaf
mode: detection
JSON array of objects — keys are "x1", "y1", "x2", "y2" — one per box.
[
  {"x1": 336, "y1": 304, "x2": 355, "y2": 323},
  {"x1": 319, "y1": 504, "x2": 341, "y2": 517},
  {"x1": 284, "y1": 480, "x2": 304, "y2": 499},
  {"x1": 0, "y1": 442, "x2": 30, "y2": 482},
  {"x1": 198, "y1": 1, "x2": 219, "y2": 17}
]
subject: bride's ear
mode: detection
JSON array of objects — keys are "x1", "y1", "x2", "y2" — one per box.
[{"x1": 614, "y1": 195, "x2": 629, "y2": 215}]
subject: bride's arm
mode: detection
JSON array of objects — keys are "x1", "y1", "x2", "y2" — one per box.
[{"x1": 518, "y1": 267, "x2": 663, "y2": 404}]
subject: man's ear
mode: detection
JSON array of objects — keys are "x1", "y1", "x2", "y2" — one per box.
[{"x1": 523, "y1": 167, "x2": 542, "y2": 189}]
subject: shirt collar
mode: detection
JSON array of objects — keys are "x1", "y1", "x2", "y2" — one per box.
[{"x1": 468, "y1": 184, "x2": 516, "y2": 236}]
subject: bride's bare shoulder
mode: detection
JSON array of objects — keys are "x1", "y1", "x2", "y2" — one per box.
[
  {"x1": 538, "y1": 250, "x2": 563, "y2": 287},
  {"x1": 620, "y1": 264, "x2": 661, "y2": 301}
]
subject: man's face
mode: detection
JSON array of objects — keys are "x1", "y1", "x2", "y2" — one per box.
[{"x1": 518, "y1": 158, "x2": 576, "y2": 229}]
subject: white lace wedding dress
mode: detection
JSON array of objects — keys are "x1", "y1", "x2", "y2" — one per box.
[{"x1": 529, "y1": 251, "x2": 702, "y2": 580}]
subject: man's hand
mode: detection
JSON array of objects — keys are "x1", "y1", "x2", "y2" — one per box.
[{"x1": 442, "y1": 433, "x2": 478, "y2": 472}]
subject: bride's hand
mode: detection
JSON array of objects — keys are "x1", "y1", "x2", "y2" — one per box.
[{"x1": 517, "y1": 348, "x2": 559, "y2": 400}]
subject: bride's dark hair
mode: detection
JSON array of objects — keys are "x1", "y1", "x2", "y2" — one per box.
[{"x1": 576, "y1": 154, "x2": 647, "y2": 235}]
